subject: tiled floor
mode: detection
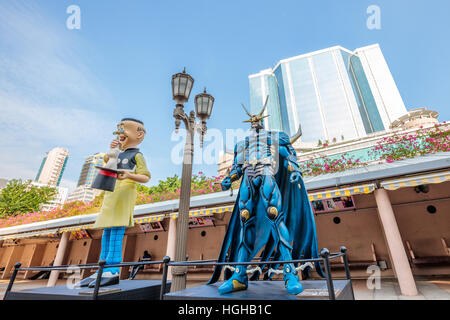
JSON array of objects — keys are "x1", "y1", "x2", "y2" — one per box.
[
  {"x1": 352, "y1": 278, "x2": 450, "y2": 300},
  {"x1": 1, "y1": 278, "x2": 449, "y2": 300}
]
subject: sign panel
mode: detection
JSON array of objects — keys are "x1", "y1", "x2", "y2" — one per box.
[
  {"x1": 139, "y1": 221, "x2": 165, "y2": 233},
  {"x1": 311, "y1": 196, "x2": 355, "y2": 214},
  {"x1": 188, "y1": 217, "x2": 215, "y2": 228}
]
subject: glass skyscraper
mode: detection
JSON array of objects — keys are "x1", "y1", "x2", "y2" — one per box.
[
  {"x1": 249, "y1": 44, "x2": 407, "y2": 143},
  {"x1": 77, "y1": 153, "x2": 105, "y2": 187},
  {"x1": 35, "y1": 147, "x2": 69, "y2": 187}
]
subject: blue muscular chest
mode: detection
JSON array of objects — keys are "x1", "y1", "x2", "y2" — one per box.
[{"x1": 244, "y1": 133, "x2": 273, "y2": 164}]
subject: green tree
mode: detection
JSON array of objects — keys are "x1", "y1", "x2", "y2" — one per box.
[
  {"x1": 0, "y1": 179, "x2": 57, "y2": 218},
  {"x1": 136, "y1": 173, "x2": 222, "y2": 196},
  {"x1": 136, "y1": 174, "x2": 182, "y2": 195},
  {"x1": 136, "y1": 184, "x2": 151, "y2": 194}
]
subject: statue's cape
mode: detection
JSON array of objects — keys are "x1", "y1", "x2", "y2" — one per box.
[{"x1": 207, "y1": 134, "x2": 325, "y2": 284}]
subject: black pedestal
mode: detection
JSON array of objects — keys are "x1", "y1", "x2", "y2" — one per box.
[
  {"x1": 164, "y1": 280, "x2": 353, "y2": 300},
  {"x1": 5, "y1": 280, "x2": 170, "y2": 300}
]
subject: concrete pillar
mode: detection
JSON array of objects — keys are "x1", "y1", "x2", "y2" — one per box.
[
  {"x1": 1, "y1": 245, "x2": 24, "y2": 279},
  {"x1": 47, "y1": 232, "x2": 70, "y2": 287},
  {"x1": 374, "y1": 188, "x2": 418, "y2": 296},
  {"x1": 165, "y1": 217, "x2": 177, "y2": 280}
]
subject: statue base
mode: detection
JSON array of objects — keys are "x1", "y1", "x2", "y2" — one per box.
[
  {"x1": 164, "y1": 280, "x2": 353, "y2": 300},
  {"x1": 5, "y1": 280, "x2": 170, "y2": 300}
]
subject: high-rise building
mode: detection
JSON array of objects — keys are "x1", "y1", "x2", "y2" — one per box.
[
  {"x1": 77, "y1": 153, "x2": 105, "y2": 187},
  {"x1": 35, "y1": 147, "x2": 69, "y2": 186},
  {"x1": 67, "y1": 185, "x2": 102, "y2": 203},
  {"x1": 217, "y1": 108, "x2": 442, "y2": 177},
  {"x1": 66, "y1": 153, "x2": 105, "y2": 203},
  {"x1": 0, "y1": 178, "x2": 8, "y2": 189},
  {"x1": 248, "y1": 44, "x2": 407, "y2": 143},
  {"x1": 31, "y1": 182, "x2": 68, "y2": 212}
]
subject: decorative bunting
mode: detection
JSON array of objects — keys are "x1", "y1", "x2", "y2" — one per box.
[
  {"x1": 308, "y1": 183, "x2": 376, "y2": 201},
  {"x1": 169, "y1": 205, "x2": 234, "y2": 219},
  {"x1": 381, "y1": 171, "x2": 450, "y2": 191}
]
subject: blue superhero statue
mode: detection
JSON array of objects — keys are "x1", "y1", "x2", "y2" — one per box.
[{"x1": 207, "y1": 98, "x2": 324, "y2": 295}]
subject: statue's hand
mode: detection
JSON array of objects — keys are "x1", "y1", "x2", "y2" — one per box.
[
  {"x1": 110, "y1": 139, "x2": 121, "y2": 149},
  {"x1": 290, "y1": 172, "x2": 301, "y2": 184},
  {"x1": 117, "y1": 170, "x2": 132, "y2": 180},
  {"x1": 221, "y1": 176, "x2": 232, "y2": 191}
]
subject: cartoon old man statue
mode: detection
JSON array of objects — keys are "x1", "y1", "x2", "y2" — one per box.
[{"x1": 76, "y1": 118, "x2": 150, "y2": 288}]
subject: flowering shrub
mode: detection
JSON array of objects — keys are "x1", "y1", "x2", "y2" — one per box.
[
  {"x1": 299, "y1": 153, "x2": 365, "y2": 176},
  {"x1": 0, "y1": 173, "x2": 224, "y2": 228},
  {"x1": 299, "y1": 124, "x2": 449, "y2": 176},
  {"x1": 135, "y1": 173, "x2": 224, "y2": 203},
  {"x1": 369, "y1": 124, "x2": 449, "y2": 162}
]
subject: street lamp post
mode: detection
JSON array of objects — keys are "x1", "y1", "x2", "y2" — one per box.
[{"x1": 170, "y1": 69, "x2": 214, "y2": 292}]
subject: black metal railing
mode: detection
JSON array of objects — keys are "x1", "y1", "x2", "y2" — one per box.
[
  {"x1": 3, "y1": 247, "x2": 354, "y2": 301},
  {"x1": 3, "y1": 258, "x2": 170, "y2": 300},
  {"x1": 161, "y1": 246, "x2": 354, "y2": 300}
]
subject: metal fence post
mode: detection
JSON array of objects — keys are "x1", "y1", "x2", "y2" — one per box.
[
  {"x1": 341, "y1": 246, "x2": 355, "y2": 300},
  {"x1": 3, "y1": 262, "x2": 21, "y2": 300},
  {"x1": 320, "y1": 248, "x2": 335, "y2": 300},
  {"x1": 92, "y1": 260, "x2": 106, "y2": 300},
  {"x1": 160, "y1": 256, "x2": 171, "y2": 300}
]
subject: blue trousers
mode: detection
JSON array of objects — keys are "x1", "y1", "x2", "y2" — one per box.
[{"x1": 99, "y1": 226, "x2": 125, "y2": 275}]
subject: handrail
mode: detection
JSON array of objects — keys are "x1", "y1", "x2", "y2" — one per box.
[
  {"x1": 3, "y1": 258, "x2": 169, "y2": 300},
  {"x1": 3, "y1": 247, "x2": 353, "y2": 301},
  {"x1": 160, "y1": 248, "x2": 352, "y2": 300},
  {"x1": 17, "y1": 259, "x2": 166, "y2": 271},
  {"x1": 167, "y1": 253, "x2": 343, "y2": 267}
]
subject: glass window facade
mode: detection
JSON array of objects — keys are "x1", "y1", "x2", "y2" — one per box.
[
  {"x1": 35, "y1": 156, "x2": 47, "y2": 182},
  {"x1": 56, "y1": 156, "x2": 68, "y2": 186},
  {"x1": 273, "y1": 65, "x2": 291, "y2": 135},
  {"x1": 263, "y1": 74, "x2": 283, "y2": 132},
  {"x1": 348, "y1": 54, "x2": 385, "y2": 133},
  {"x1": 287, "y1": 58, "x2": 325, "y2": 142},
  {"x1": 249, "y1": 74, "x2": 283, "y2": 131},
  {"x1": 249, "y1": 76, "x2": 263, "y2": 116},
  {"x1": 311, "y1": 51, "x2": 359, "y2": 143},
  {"x1": 77, "y1": 154, "x2": 104, "y2": 187},
  {"x1": 335, "y1": 50, "x2": 367, "y2": 139},
  {"x1": 249, "y1": 45, "x2": 401, "y2": 143}
]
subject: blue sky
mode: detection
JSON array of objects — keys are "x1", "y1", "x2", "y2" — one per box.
[{"x1": 0, "y1": 0, "x2": 449, "y2": 192}]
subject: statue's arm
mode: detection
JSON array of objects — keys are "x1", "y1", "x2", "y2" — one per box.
[
  {"x1": 117, "y1": 153, "x2": 150, "y2": 183},
  {"x1": 229, "y1": 143, "x2": 244, "y2": 182},
  {"x1": 278, "y1": 132, "x2": 302, "y2": 183},
  {"x1": 221, "y1": 142, "x2": 244, "y2": 190}
]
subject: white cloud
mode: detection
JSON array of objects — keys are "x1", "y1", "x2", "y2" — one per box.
[
  {"x1": 0, "y1": 2, "x2": 117, "y2": 183},
  {"x1": 0, "y1": 94, "x2": 112, "y2": 147}
]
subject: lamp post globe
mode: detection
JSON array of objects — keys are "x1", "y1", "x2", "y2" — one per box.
[
  {"x1": 194, "y1": 88, "x2": 214, "y2": 121},
  {"x1": 172, "y1": 68, "x2": 194, "y2": 104}
]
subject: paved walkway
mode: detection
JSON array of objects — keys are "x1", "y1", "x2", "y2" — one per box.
[
  {"x1": 0, "y1": 279, "x2": 59, "y2": 299},
  {"x1": 352, "y1": 278, "x2": 450, "y2": 300},
  {"x1": 1, "y1": 278, "x2": 449, "y2": 300}
]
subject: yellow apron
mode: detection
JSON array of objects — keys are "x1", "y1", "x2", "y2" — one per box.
[
  {"x1": 93, "y1": 152, "x2": 150, "y2": 229},
  {"x1": 93, "y1": 179, "x2": 137, "y2": 229}
]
